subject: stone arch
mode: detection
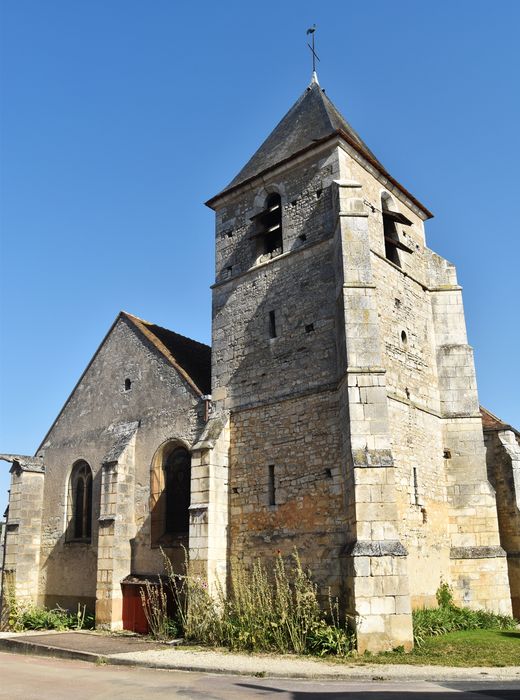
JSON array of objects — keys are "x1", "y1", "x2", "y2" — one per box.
[
  {"x1": 66, "y1": 459, "x2": 93, "y2": 542},
  {"x1": 380, "y1": 191, "x2": 401, "y2": 267},
  {"x1": 150, "y1": 439, "x2": 191, "y2": 546}
]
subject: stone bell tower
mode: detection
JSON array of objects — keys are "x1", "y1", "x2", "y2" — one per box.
[{"x1": 205, "y1": 72, "x2": 511, "y2": 652}]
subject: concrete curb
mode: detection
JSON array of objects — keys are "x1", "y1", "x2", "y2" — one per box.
[
  {"x1": 0, "y1": 637, "x2": 108, "y2": 664},
  {"x1": 1, "y1": 635, "x2": 520, "y2": 682}
]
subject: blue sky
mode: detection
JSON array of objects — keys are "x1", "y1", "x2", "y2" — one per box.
[{"x1": 1, "y1": 0, "x2": 519, "y2": 515}]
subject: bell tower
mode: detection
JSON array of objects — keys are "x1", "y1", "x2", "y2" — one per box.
[{"x1": 205, "y1": 73, "x2": 511, "y2": 651}]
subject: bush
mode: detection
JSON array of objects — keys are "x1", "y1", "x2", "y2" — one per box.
[
  {"x1": 9, "y1": 601, "x2": 94, "y2": 632},
  {"x1": 413, "y1": 583, "x2": 517, "y2": 646}
]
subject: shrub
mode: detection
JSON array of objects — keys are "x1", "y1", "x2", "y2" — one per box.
[{"x1": 9, "y1": 600, "x2": 94, "y2": 632}]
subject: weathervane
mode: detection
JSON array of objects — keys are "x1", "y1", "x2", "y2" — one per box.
[{"x1": 306, "y1": 25, "x2": 320, "y2": 74}]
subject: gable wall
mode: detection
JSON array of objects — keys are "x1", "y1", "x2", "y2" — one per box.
[{"x1": 36, "y1": 316, "x2": 203, "y2": 610}]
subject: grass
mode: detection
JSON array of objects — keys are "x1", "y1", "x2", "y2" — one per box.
[{"x1": 353, "y1": 629, "x2": 520, "y2": 667}]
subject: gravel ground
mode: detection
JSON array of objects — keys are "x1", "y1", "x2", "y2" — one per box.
[
  {"x1": 110, "y1": 647, "x2": 520, "y2": 681},
  {"x1": 2, "y1": 631, "x2": 520, "y2": 681}
]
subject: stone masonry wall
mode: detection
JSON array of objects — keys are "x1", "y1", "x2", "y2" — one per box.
[
  {"x1": 484, "y1": 428, "x2": 520, "y2": 617},
  {"x1": 36, "y1": 315, "x2": 203, "y2": 612},
  {"x1": 228, "y1": 390, "x2": 347, "y2": 596}
]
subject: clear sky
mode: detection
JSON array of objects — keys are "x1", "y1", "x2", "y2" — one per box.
[{"x1": 1, "y1": 0, "x2": 519, "y2": 516}]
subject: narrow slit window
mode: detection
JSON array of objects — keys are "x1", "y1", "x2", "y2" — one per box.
[
  {"x1": 124, "y1": 378, "x2": 132, "y2": 391},
  {"x1": 268, "y1": 465, "x2": 276, "y2": 506},
  {"x1": 412, "y1": 467, "x2": 420, "y2": 506},
  {"x1": 269, "y1": 310, "x2": 277, "y2": 339}
]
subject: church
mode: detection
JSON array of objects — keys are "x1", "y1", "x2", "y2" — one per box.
[{"x1": 1, "y1": 72, "x2": 519, "y2": 653}]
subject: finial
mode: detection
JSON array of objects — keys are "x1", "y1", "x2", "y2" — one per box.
[{"x1": 306, "y1": 25, "x2": 320, "y2": 79}]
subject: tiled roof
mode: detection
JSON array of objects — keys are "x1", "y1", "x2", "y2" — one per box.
[
  {"x1": 480, "y1": 406, "x2": 514, "y2": 432},
  {"x1": 122, "y1": 312, "x2": 211, "y2": 396}
]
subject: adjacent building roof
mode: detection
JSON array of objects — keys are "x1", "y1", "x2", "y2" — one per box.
[
  {"x1": 0, "y1": 454, "x2": 45, "y2": 473},
  {"x1": 207, "y1": 76, "x2": 433, "y2": 218},
  {"x1": 480, "y1": 406, "x2": 518, "y2": 435},
  {"x1": 122, "y1": 312, "x2": 211, "y2": 396}
]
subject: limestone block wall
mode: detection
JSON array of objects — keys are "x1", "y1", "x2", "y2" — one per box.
[
  {"x1": 484, "y1": 427, "x2": 520, "y2": 617},
  {"x1": 3, "y1": 467, "x2": 44, "y2": 604},
  {"x1": 214, "y1": 149, "x2": 337, "y2": 286},
  {"x1": 211, "y1": 147, "x2": 349, "y2": 600},
  {"x1": 95, "y1": 431, "x2": 137, "y2": 629},
  {"x1": 190, "y1": 414, "x2": 230, "y2": 595},
  {"x1": 228, "y1": 391, "x2": 346, "y2": 595},
  {"x1": 35, "y1": 315, "x2": 203, "y2": 613},
  {"x1": 212, "y1": 149, "x2": 340, "y2": 410},
  {"x1": 333, "y1": 172, "x2": 413, "y2": 652},
  {"x1": 427, "y1": 252, "x2": 511, "y2": 614}
]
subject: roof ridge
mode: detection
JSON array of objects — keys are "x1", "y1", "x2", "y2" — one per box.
[{"x1": 121, "y1": 311, "x2": 210, "y2": 351}]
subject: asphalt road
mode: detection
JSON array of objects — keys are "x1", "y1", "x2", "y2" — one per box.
[{"x1": 0, "y1": 652, "x2": 519, "y2": 700}]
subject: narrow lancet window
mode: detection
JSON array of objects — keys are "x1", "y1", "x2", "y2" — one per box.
[{"x1": 68, "y1": 460, "x2": 93, "y2": 542}]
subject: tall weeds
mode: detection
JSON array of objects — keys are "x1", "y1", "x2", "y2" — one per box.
[{"x1": 163, "y1": 549, "x2": 353, "y2": 656}]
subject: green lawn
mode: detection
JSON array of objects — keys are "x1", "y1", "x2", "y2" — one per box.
[{"x1": 354, "y1": 629, "x2": 520, "y2": 667}]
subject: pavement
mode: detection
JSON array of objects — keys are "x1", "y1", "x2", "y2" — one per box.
[{"x1": 1, "y1": 630, "x2": 520, "y2": 682}]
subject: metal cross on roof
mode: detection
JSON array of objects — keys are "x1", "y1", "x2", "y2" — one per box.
[{"x1": 306, "y1": 25, "x2": 320, "y2": 73}]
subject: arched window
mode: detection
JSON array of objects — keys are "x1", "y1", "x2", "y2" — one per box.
[
  {"x1": 381, "y1": 193, "x2": 414, "y2": 268},
  {"x1": 251, "y1": 192, "x2": 283, "y2": 261},
  {"x1": 381, "y1": 194, "x2": 401, "y2": 267},
  {"x1": 150, "y1": 441, "x2": 191, "y2": 545},
  {"x1": 164, "y1": 447, "x2": 191, "y2": 534},
  {"x1": 68, "y1": 460, "x2": 92, "y2": 541}
]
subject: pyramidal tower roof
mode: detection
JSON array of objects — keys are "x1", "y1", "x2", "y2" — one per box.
[
  {"x1": 208, "y1": 75, "x2": 432, "y2": 218},
  {"x1": 227, "y1": 76, "x2": 384, "y2": 190}
]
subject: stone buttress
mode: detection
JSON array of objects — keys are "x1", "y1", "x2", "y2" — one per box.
[
  {"x1": 428, "y1": 254, "x2": 511, "y2": 613},
  {"x1": 333, "y1": 180, "x2": 413, "y2": 651}
]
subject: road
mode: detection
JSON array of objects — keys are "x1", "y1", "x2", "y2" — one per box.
[{"x1": 0, "y1": 652, "x2": 519, "y2": 699}]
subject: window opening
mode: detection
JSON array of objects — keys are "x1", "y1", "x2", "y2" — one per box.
[
  {"x1": 269, "y1": 310, "x2": 277, "y2": 339},
  {"x1": 381, "y1": 195, "x2": 414, "y2": 266},
  {"x1": 69, "y1": 461, "x2": 92, "y2": 541},
  {"x1": 305, "y1": 323, "x2": 314, "y2": 333},
  {"x1": 268, "y1": 465, "x2": 276, "y2": 506},
  {"x1": 164, "y1": 447, "x2": 191, "y2": 534},
  {"x1": 124, "y1": 378, "x2": 132, "y2": 391},
  {"x1": 412, "y1": 467, "x2": 420, "y2": 506},
  {"x1": 401, "y1": 330, "x2": 408, "y2": 346},
  {"x1": 250, "y1": 193, "x2": 283, "y2": 260}
]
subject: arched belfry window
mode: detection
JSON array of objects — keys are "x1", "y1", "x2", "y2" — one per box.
[
  {"x1": 250, "y1": 192, "x2": 283, "y2": 261},
  {"x1": 150, "y1": 441, "x2": 191, "y2": 546},
  {"x1": 381, "y1": 193, "x2": 413, "y2": 268},
  {"x1": 68, "y1": 460, "x2": 92, "y2": 542}
]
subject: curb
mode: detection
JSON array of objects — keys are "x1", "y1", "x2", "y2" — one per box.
[
  {"x1": 0, "y1": 637, "x2": 109, "y2": 665},
  {"x1": 1, "y1": 636, "x2": 520, "y2": 682}
]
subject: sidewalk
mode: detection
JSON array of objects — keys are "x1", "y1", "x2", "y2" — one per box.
[{"x1": 1, "y1": 630, "x2": 520, "y2": 681}]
